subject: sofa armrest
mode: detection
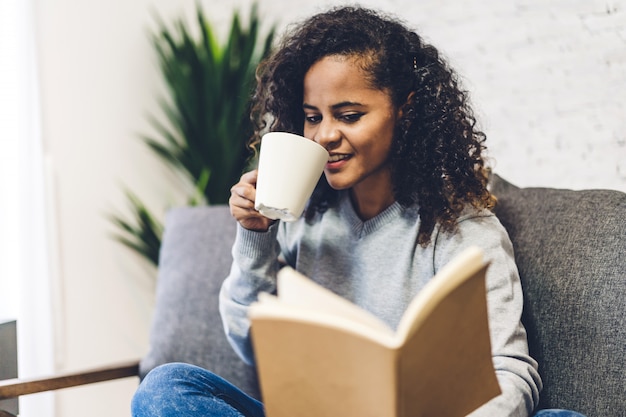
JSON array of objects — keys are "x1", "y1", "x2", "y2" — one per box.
[{"x1": 0, "y1": 359, "x2": 139, "y2": 400}]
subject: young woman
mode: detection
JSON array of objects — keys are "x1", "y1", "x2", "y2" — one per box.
[{"x1": 132, "y1": 6, "x2": 586, "y2": 417}]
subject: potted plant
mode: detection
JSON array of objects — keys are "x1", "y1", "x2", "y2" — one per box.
[{"x1": 109, "y1": 3, "x2": 275, "y2": 267}]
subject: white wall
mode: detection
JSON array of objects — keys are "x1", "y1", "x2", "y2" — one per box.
[{"x1": 32, "y1": 0, "x2": 624, "y2": 416}]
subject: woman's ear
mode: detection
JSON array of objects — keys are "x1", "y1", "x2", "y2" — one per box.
[{"x1": 397, "y1": 91, "x2": 415, "y2": 119}]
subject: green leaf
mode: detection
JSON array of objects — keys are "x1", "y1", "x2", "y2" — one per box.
[{"x1": 107, "y1": 189, "x2": 164, "y2": 267}]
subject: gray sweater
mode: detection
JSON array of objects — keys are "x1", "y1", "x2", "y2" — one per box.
[{"x1": 219, "y1": 191, "x2": 542, "y2": 416}]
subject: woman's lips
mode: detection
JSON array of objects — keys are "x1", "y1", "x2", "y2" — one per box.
[{"x1": 326, "y1": 153, "x2": 351, "y2": 170}]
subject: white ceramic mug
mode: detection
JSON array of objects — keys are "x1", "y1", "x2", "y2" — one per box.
[{"x1": 254, "y1": 132, "x2": 329, "y2": 221}]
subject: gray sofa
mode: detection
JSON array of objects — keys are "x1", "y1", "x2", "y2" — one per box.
[{"x1": 139, "y1": 174, "x2": 625, "y2": 416}]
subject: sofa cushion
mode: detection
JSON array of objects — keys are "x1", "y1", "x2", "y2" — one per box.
[
  {"x1": 139, "y1": 205, "x2": 261, "y2": 399},
  {"x1": 490, "y1": 174, "x2": 626, "y2": 415}
]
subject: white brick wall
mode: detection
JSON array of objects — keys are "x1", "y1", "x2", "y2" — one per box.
[
  {"x1": 262, "y1": 0, "x2": 626, "y2": 191},
  {"x1": 411, "y1": 0, "x2": 626, "y2": 192}
]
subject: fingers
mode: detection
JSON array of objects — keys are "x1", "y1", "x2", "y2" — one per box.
[
  {"x1": 229, "y1": 170, "x2": 274, "y2": 232},
  {"x1": 229, "y1": 170, "x2": 258, "y2": 210},
  {"x1": 240, "y1": 169, "x2": 258, "y2": 185}
]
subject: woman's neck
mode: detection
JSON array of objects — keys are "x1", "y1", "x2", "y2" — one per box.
[{"x1": 349, "y1": 177, "x2": 395, "y2": 221}]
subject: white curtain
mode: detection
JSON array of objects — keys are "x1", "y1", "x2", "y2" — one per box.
[{"x1": 0, "y1": 0, "x2": 56, "y2": 415}]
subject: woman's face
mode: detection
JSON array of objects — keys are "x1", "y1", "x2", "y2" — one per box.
[{"x1": 302, "y1": 55, "x2": 399, "y2": 204}]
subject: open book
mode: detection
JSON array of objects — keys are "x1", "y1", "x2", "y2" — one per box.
[{"x1": 249, "y1": 246, "x2": 501, "y2": 417}]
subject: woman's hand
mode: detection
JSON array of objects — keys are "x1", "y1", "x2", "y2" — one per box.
[{"x1": 229, "y1": 170, "x2": 275, "y2": 232}]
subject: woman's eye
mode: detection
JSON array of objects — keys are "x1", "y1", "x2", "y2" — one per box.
[
  {"x1": 340, "y1": 113, "x2": 363, "y2": 123},
  {"x1": 304, "y1": 114, "x2": 321, "y2": 124}
]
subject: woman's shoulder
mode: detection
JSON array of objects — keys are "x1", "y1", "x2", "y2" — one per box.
[
  {"x1": 456, "y1": 206, "x2": 500, "y2": 227},
  {"x1": 434, "y1": 206, "x2": 511, "y2": 252},
  {"x1": 431, "y1": 207, "x2": 515, "y2": 273}
]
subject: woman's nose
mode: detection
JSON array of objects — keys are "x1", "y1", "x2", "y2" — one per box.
[{"x1": 313, "y1": 120, "x2": 341, "y2": 150}]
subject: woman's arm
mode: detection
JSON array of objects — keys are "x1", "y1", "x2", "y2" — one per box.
[
  {"x1": 219, "y1": 223, "x2": 283, "y2": 365},
  {"x1": 434, "y1": 213, "x2": 542, "y2": 417},
  {"x1": 219, "y1": 169, "x2": 285, "y2": 364}
]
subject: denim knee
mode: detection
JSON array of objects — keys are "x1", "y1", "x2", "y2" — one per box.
[
  {"x1": 131, "y1": 363, "x2": 264, "y2": 417},
  {"x1": 131, "y1": 363, "x2": 206, "y2": 416}
]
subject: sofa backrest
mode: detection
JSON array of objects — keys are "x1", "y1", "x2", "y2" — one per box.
[{"x1": 490, "y1": 174, "x2": 626, "y2": 415}]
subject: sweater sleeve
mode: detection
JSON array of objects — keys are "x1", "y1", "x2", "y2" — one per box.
[
  {"x1": 219, "y1": 222, "x2": 283, "y2": 365},
  {"x1": 433, "y1": 213, "x2": 542, "y2": 417}
]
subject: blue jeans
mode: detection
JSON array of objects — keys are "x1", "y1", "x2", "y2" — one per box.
[
  {"x1": 131, "y1": 363, "x2": 264, "y2": 417},
  {"x1": 131, "y1": 362, "x2": 587, "y2": 417}
]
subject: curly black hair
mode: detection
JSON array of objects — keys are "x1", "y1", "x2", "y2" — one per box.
[{"x1": 249, "y1": 6, "x2": 495, "y2": 245}]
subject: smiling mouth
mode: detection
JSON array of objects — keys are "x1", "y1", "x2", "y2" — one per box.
[{"x1": 328, "y1": 154, "x2": 351, "y2": 163}]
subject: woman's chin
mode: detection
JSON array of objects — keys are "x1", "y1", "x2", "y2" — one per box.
[{"x1": 325, "y1": 179, "x2": 351, "y2": 191}]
